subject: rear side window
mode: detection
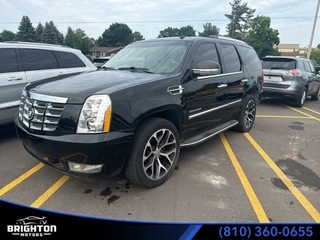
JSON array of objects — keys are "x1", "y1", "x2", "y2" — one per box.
[
  {"x1": 302, "y1": 61, "x2": 311, "y2": 72},
  {"x1": 220, "y1": 44, "x2": 241, "y2": 73},
  {"x1": 238, "y1": 46, "x2": 261, "y2": 71},
  {"x1": 0, "y1": 48, "x2": 18, "y2": 73},
  {"x1": 21, "y1": 49, "x2": 58, "y2": 71},
  {"x1": 54, "y1": 51, "x2": 86, "y2": 68},
  {"x1": 261, "y1": 58, "x2": 296, "y2": 70}
]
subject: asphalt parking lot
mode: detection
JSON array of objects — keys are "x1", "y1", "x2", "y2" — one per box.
[{"x1": 0, "y1": 97, "x2": 319, "y2": 223}]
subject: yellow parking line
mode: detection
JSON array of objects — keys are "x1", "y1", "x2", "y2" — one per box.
[
  {"x1": 244, "y1": 132, "x2": 320, "y2": 222},
  {"x1": 30, "y1": 175, "x2": 70, "y2": 208},
  {"x1": 0, "y1": 163, "x2": 44, "y2": 196},
  {"x1": 302, "y1": 107, "x2": 320, "y2": 115},
  {"x1": 256, "y1": 115, "x2": 310, "y2": 119},
  {"x1": 287, "y1": 106, "x2": 320, "y2": 122},
  {"x1": 219, "y1": 133, "x2": 269, "y2": 223}
]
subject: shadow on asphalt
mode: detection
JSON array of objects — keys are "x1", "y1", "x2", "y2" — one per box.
[{"x1": 0, "y1": 123, "x2": 17, "y2": 142}]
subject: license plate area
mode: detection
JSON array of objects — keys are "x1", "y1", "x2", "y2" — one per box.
[{"x1": 264, "y1": 76, "x2": 282, "y2": 82}]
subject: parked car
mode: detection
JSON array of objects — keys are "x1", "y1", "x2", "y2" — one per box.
[
  {"x1": 15, "y1": 36, "x2": 263, "y2": 188},
  {"x1": 261, "y1": 56, "x2": 320, "y2": 107},
  {"x1": 0, "y1": 41, "x2": 97, "y2": 126},
  {"x1": 93, "y1": 56, "x2": 111, "y2": 68},
  {"x1": 16, "y1": 216, "x2": 47, "y2": 225}
]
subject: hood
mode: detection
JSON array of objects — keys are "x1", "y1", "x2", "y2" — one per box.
[{"x1": 26, "y1": 70, "x2": 165, "y2": 104}]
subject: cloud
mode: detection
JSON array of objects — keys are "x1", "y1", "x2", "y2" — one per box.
[{"x1": 1, "y1": 0, "x2": 319, "y2": 47}]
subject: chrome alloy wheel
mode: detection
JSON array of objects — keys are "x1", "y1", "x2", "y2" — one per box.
[
  {"x1": 142, "y1": 128, "x2": 177, "y2": 180},
  {"x1": 244, "y1": 99, "x2": 256, "y2": 129}
]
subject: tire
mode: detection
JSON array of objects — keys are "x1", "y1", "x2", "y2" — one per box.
[
  {"x1": 311, "y1": 87, "x2": 320, "y2": 101},
  {"x1": 124, "y1": 118, "x2": 180, "y2": 188},
  {"x1": 233, "y1": 95, "x2": 256, "y2": 132},
  {"x1": 294, "y1": 87, "x2": 306, "y2": 107}
]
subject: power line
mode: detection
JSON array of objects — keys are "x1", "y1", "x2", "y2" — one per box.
[{"x1": 0, "y1": 16, "x2": 319, "y2": 25}]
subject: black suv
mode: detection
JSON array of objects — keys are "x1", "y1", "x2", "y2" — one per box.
[
  {"x1": 15, "y1": 36, "x2": 263, "y2": 188},
  {"x1": 261, "y1": 56, "x2": 320, "y2": 107}
]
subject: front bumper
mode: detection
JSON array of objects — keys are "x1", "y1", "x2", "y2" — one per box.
[{"x1": 14, "y1": 114, "x2": 133, "y2": 180}]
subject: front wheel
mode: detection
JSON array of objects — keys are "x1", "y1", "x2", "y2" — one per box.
[
  {"x1": 233, "y1": 95, "x2": 256, "y2": 132},
  {"x1": 124, "y1": 118, "x2": 180, "y2": 188}
]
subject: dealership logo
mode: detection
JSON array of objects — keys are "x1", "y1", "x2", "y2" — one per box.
[{"x1": 7, "y1": 216, "x2": 57, "y2": 237}]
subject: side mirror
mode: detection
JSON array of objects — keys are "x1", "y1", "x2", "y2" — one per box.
[{"x1": 192, "y1": 61, "x2": 221, "y2": 77}]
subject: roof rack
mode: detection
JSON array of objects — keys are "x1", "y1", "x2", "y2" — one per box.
[
  {"x1": 3, "y1": 41, "x2": 70, "y2": 48},
  {"x1": 208, "y1": 35, "x2": 247, "y2": 44}
]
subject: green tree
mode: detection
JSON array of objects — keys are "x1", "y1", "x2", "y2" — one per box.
[
  {"x1": 198, "y1": 23, "x2": 220, "y2": 37},
  {"x1": 41, "y1": 21, "x2": 64, "y2": 44},
  {"x1": 132, "y1": 31, "x2": 144, "y2": 42},
  {"x1": 245, "y1": 16, "x2": 280, "y2": 58},
  {"x1": 158, "y1": 27, "x2": 180, "y2": 38},
  {"x1": 225, "y1": 0, "x2": 255, "y2": 40},
  {"x1": 308, "y1": 48, "x2": 320, "y2": 65},
  {"x1": 0, "y1": 30, "x2": 16, "y2": 41},
  {"x1": 97, "y1": 23, "x2": 133, "y2": 47},
  {"x1": 179, "y1": 25, "x2": 196, "y2": 37},
  {"x1": 16, "y1": 15, "x2": 36, "y2": 42},
  {"x1": 65, "y1": 27, "x2": 92, "y2": 54},
  {"x1": 35, "y1": 22, "x2": 44, "y2": 42},
  {"x1": 158, "y1": 25, "x2": 196, "y2": 38}
]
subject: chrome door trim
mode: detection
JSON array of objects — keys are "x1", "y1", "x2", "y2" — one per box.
[{"x1": 188, "y1": 99, "x2": 241, "y2": 120}]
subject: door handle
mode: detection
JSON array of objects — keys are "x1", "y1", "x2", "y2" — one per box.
[
  {"x1": 217, "y1": 84, "x2": 227, "y2": 88},
  {"x1": 241, "y1": 78, "x2": 248, "y2": 83},
  {"x1": 8, "y1": 77, "x2": 23, "y2": 81}
]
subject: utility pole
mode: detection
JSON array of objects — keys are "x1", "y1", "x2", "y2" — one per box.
[{"x1": 307, "y1": 0, "x2": 320, "y2": 59}]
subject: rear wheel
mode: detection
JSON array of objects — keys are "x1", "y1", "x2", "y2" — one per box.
[
  {"x1": 311, "y1": 87, "x2": 320, "y2": 101},
  {"x1": 294, "y1": 87, "x2": 306, "y2": 107},
  {"x1": 233, "y1": 95, "x2": 256, "y2": 132},
  {"x1": 124, "y1": 118, "x2": 180, "y2": 188}
]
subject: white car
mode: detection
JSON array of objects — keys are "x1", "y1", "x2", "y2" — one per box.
[{"x1": 0, "y1": 41, "x2": 97, "y2": 126}]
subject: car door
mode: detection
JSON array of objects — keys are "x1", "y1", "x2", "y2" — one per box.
[
  {"x1": 0, "y1": 48, "x2": 27, "y2": 125},
  {"x1": 218, "y1": 43, "x2": 247, "y2": 116},
  {"x1": 184, "y1": 42, "x2": 230, "y2": 138},
  {"x1": 20, "y1": 48, "x2": 68, "y2": 84},
  {"x1": 53, "y1": 50, "x2": 94, "y2": 77},
  {"x1": 306, "y1": 61, "x2": 320, "y2": 94}
]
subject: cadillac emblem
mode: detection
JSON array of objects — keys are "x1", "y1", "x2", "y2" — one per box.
[{"x1": 26, "y1": 107, "x2": 35, "y2": 120}]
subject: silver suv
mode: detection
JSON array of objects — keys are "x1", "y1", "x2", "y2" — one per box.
[
  {"x1": 0, "y1": 42, "x2": 97, "y2": 126},
  {"x1": 261, "y1": 56, "x2": 320, "y2": 107}
]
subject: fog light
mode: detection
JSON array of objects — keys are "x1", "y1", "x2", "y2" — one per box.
[{"x1": 67, "y1": 162, "x2": 103, "y2": 173}]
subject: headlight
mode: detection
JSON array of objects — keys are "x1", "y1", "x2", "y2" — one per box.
[{"x1": 77, "y1": 95, "x2": 112, "y2": 133}]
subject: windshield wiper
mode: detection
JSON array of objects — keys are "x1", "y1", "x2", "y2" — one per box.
[
  {"x1": 117, "y1": 67, "x2": 154, "y2": 74},
  {"x1": 101, "y1": 66, "x2": 115, "y2": 70}
]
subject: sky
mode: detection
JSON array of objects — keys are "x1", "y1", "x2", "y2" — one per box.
[{"x1": 1, "y1": 0, "x2": 319, "y2": 48}]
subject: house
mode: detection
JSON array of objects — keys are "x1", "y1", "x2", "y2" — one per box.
[
  {"x1": 276, "y1": 43, "x2": 308, "y2": 57},
  {"x1": 89, "y1": 46, "x2": 123, "y2": 58}
]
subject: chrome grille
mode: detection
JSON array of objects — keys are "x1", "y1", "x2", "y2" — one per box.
[{"x1": 19, "y1": 91, "x2": 68, "y2": 131}]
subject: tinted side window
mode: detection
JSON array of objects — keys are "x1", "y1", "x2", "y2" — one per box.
[
  {"x1": 0, "y1": 48, "x2": 18, "y2": 73},
  {"x1": 193, "y1": 43, "x2": 220, "y2": 68},
  {"x1": 308, "y1": 62, "x2": 316, "y2": 73},
  {"x1": 238, "y1": 46, "x2": 261, "y2": 71},
  {"x1": 54, "y1": 51, "x2": 86, "y2": 68},
  {"x1": 220, "y1": 44, "x2": 241, "y2": 73},
  {"x1": 21, "y1": 49, "x2": 58, "y2": 71}
]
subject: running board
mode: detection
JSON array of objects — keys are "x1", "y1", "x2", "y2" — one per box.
[{"x1": 180, "y1": 120, "x2": 239, "y2": 148}]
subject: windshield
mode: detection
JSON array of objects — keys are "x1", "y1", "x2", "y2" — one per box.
[{"x1": 103, "y1": 40, "x2": 190, "y2": 74}]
